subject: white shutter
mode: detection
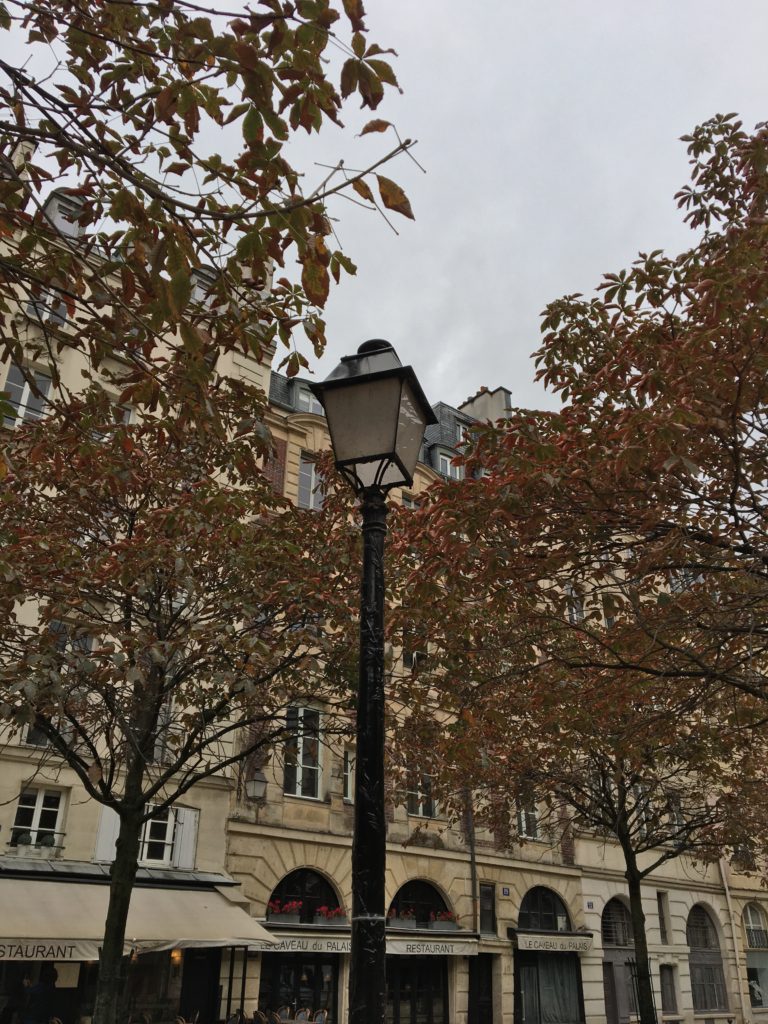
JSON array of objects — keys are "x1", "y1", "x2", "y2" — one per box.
[
  {"x1": 94, "y1": 806, "x2": 121, "y2": 862},
  {"x1": 171, "y1": 806, "x2": 199, "y2": 870}
]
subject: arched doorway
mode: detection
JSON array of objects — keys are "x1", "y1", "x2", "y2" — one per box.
[
  {"x1": 259, "y1": 870, "x2": 344, "y2": 1019},
  {"x1": 686, "y1": 904, "x2": 728, "y2": 1014},
  {"x1": 386, "y1": 881, "x2": 450, "y2": 1024},
  {"x1": 601, "y1": 898, "x2": 637, "y2": 1024},
  {"x1": 514, "y1": 887, "x2": 585, "y2": 1024}
]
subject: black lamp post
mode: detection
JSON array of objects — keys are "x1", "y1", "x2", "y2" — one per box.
[{"x1": 310, "y1": 340, "x2": 436, "y2": 1024}]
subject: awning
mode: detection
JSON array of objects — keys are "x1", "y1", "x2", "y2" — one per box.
[{"x1": 0, "y1": 879, "x2": 277, "y2": 961}]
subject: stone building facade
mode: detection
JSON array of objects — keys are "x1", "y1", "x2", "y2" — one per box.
[{"x1": 1, "y1": 195, "x2": 767, "y2": 1024}]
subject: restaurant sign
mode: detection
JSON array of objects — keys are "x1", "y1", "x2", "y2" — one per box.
[
  {"x1": 0, "y1": 942, "x2": 100, "y2": 961},
  {"x1": 516, "y1": 933, "x2": 593, "y2": 953},
  {"x1": 272, "y1": 934, "x2": 478, "y2": 957}
]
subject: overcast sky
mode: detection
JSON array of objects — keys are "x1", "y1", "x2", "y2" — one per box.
[{"x1": 291, "y1": 1, "x2": 768, "y2": 413}]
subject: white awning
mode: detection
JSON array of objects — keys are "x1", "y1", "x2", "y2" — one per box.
[{"x1": 0, "y1": 879, "x2": 276, "y2": 961}]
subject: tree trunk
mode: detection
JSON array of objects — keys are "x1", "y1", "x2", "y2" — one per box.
[
  {"x1": 92, "y1": 811, "x2": 143, "y2": 1024},
  {"x1": 624, "y1": 857, "x2": 657, "y2": 1024}
]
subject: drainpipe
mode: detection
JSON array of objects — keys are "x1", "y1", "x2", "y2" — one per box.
[
  {"x1": 719, "y1": 857, "x2": 749, "y2": 1024},
  {"x1": 464, "y1": 789, "x2": 479, "y2": 932}
]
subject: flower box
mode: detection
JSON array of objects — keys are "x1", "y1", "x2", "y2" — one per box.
[
  {"x1": 269, "y1": 914, "x2": 301, "y2": 926},
  {"x1": 389, "y1": 918, "x2": 417, "y2": 929},
  {"x1": 314, "y1": 915, "x2": 348, "y2": 927},
  {"x1": 428, "y1": 920, "x2": 459, "y2": 931}
]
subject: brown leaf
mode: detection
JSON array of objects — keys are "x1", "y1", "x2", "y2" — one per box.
[
  {"x1": 375, "y1": 175, "x2": 414, "y2": 220},
  {"x1": 302, "y1": 254, "x2": 330, "y2": 306},
  {"x1": 351, "y1": 178, "x2": 374, "y2": 203},
  {"x1": 360, "y1": 118, "x2": 391, "y2": 136},
  {"x1": 342, "y1": 0, "x2": 366, "y2": 32},
  {"x1": 340, "y1": 58, "x2": 358, "y2": 99}
]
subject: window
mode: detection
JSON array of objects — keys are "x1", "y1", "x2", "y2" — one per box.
[
  {"x1": 745, "y1": 903, "x2": 768, "y2": 948},
  {"x1": 687, "y1": 905, "x2": 728, "y2": 1012},
  {"x1": 94, "y1": 805, "x2": 198, "y2": 869},
  {"x1": 602, "y1": 899, "x2": 633, "y2": 947},
  {"x1": 343, "y1": 747, "x2": 355, "y2": 802},
  {"x1": 437, "y1": 451, "x2": 463, "y2": 481},
  {"x1": 140, "y1": 807, "x2": 176, "y2": 865},
  {"x1": 407, "y1": 772, "x2": 436, "y2": 818},
  {"x1": 10, "y1": 788, "x2": 65, "y2": 849},
  {"x1": 518, "y1": 887, "x2": 570, "y2": 932},
  {"x1": 23, "y1": 621, "x2": 91, "y2": 747},
  {"x1": 297, "y1": 388, "x2": 324, "y2": 416},
  {"x1": 657, "y1": 891, "x2": 670, "y2": 945},
  {"x1": 659, "y1": 965, "x2": 677, "y2": 1014},
  {"x1": 268, "y1": 869, "x2": 342, "y2": 924},
  {"x1": 565, "y1": 582, "x2": 584, "y2": 624},
  {"x1": 401, "y1": 493, "x2": 420, "y2": 510},
  {"x1": 27, "y1": 287, "x2": 68, "y2": 326},
  {"x1": 2, "y1": 364, "x2": 51, "y2": 427},
  {"x1": 744, "y1": 905, "x2": 768, "y2": 1008},
  {"x1": 283, "y1": 706, "x2": 321, "y2": 799},
  {"x1": 479, "y1": 883, "x2": 496, "y2": 935},
  {"x1": 298, "y1": 454, "x2": 323, "y2": 510},
  {"x1": 388, "y1": 880, "x2": 448, "y2": 927},
  {"x1": 516, "y1": 801, "x2": 538, "y2": 840}
]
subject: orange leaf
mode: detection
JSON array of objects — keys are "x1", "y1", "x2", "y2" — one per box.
[
  {"x1": 375, "y1": 175, "x2": 414, "y2": 220},
  {"x1": 351, "y1": 178, "x2": 374, "y2": 203}
]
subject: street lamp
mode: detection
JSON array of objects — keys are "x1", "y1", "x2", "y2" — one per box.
[{"x1": 310, "y1": 340, "x2": 436, "y2": 1024}]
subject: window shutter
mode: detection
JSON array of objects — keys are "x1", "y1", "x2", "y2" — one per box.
[
  {"x1": 172, "y1": 806, "x2": 199, "y2": 870},
  {"x1": 263, "y1": 438, "x2": 287, "y2": 494},
  {"x1": 94, "y1": 806, "x2": 121, "y2": 862}
]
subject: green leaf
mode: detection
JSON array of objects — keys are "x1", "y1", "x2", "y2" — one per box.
[{"x1": 243, "y1": 106, "x2": 263, "y2": 144}]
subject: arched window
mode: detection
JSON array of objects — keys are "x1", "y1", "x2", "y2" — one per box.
[
  {"x1": 687, "y1": 905, "x2": 727, "y2": 1012},
  {"x1": 518, "y1": 887, "x2": 571, "y2": 932},
  {"x1": 602, "y1": 899, "x2": 634, "y2": 947},
  {"x1": 744, "y1": 905, "x2": 768, "y2": 1008},
  {"x1": 388, "y1": 880, "x2": 448, "y2": 926},
  {"x1": 267, "y1": 869, "x2": 341, "y2": 924},
  {"x1": 745, "y1": 904, "x2": 768, "y2": 948}
]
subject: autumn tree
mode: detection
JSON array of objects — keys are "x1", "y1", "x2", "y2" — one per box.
[
  {"x1": 385, "y1": 114, "x2": 768, "y2": 1024},
  {"x1": 0, "y1": 390, "x2": 360, "y2": 1024},
  {"x1": 0, "y1": 0, "x2": 414, "y2": 422}
]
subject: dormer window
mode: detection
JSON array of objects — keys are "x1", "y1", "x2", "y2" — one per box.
[
  {"x1": 190, "y1": 267, "x2": 218, "y2": 310},
  {"x1": 42, "y1": 191, "x2": 84, "y2": 239},
  {"x1": 437, "y1": 450, "x2": 463, "y2": 481},
  {"x1": 297, "y1": 388, "x2": 324, "y2": 416}
]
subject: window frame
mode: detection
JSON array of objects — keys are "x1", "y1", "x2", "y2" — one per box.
[
  {"x1": 297, "y1": 453, "x2": 324, "y2": 510},
  {"x1": 659, "y1": 964, "x2": 678, "y2": 1014},
  {"x1": 516, "y1": 801, "x2": 539, "y2": 840},
  {"x1": 139, "y1": 807, "x2": 177, "y2": 867},
  {"x1": 342, "y1": 747, "x2": 355, "y2": 803},
  {"x1": 283, "y1": 705, "x2": 322, "y2": 800},
  {"x1": 2, "y1": 364, "x2": 52, "y2": 428},
  {"x1": 437, "y1": 450, "x2": 463, "y2": 481},
  {"x1": 297, "y1": 388, "x2": 324, "y2": 416},
  {"x1": 479, "y1": 883, "x2": 496, "y2": 935},
  {"x1": 10, "y1": 787, "x2": 66, "y2": 849},
  {"x1": 406, "y1": 771, "x2": 437, "y2": 819}
]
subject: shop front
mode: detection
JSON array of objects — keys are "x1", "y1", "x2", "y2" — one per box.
[
  {"x1": 0, "y1": 871, "x2": 275, "y2": 1024},
  {"x1": 511, "y1": 887, "x2": 590, "y2": 1024}
]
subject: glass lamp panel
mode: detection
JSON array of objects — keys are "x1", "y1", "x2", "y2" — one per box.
[
  {"x1": 353, "y1": 457, "x2": 408, "y2": 489},
  {"x1": 394, "y1": 380, "x2": 428, "y2": 480},
  {"x1": 322, "y1": 376, "x2": 402, "y2": 465}
]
